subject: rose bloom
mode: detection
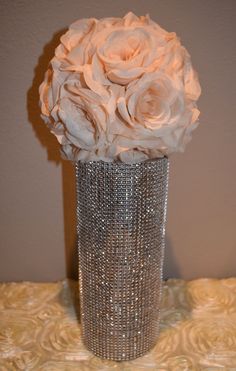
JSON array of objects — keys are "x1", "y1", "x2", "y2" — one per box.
[{"x1": 39, "y1": 11, "x2": 201, "y2": 163}]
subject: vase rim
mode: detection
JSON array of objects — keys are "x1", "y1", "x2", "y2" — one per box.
[{"x1": 75, "y1": 156, "x2": 168, "y2": 167}]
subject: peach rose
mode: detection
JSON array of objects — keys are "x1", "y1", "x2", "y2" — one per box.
[
  {"x1": 39, "y1": 11, "x2": 201, "y2": 163},
  {"x1": 59, "y1": 12, "x2": 198, "y2": 88},
  {"x1": 110, "y1": 72, "x2": 200, "y2": 162},
  {"x1": 40, "y1": 67, "x2": 123, "y2": 162}
]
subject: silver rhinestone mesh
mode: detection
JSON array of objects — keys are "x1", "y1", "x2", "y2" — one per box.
[{"x1": 75, "y1": 158, "x2": 169, "y2": 361}]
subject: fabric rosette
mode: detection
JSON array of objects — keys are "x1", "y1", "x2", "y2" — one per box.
[
  {"x1": 187, "y1": 279, "x2": 236, "y2": 315},
  {"x1": 39, "y1": 11, "x2": 201, "y2": 163}
]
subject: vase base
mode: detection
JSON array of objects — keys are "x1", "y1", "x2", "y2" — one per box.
[{"x1": 82, "y1": 334, "x2": 160, "y2": 361}]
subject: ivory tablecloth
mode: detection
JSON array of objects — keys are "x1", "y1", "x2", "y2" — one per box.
[{"x1": 0, "y1": 278, "x2": 236, "y2": 370}]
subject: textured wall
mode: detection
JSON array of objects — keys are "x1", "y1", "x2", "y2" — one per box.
[{"x1": 0, "y1": 0, "x2": 235, "y2": 282}]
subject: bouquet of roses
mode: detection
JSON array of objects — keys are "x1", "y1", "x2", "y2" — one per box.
[{"x1": 39, "y1": 11, "x2": 201, "y2": 163}]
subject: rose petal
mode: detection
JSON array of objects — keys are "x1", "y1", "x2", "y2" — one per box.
[
  {"x1": 119, "y1": 149, "x2": 149, "y2": 163},
  {"x1": 58, "y1": 98, "x2": 95, "y2": 149},
  {"x1": 117, "y1": 97, "x2": 134, "y2": 126},
  {"x1": 83, "y1": 64, "x2": 109, "y2": 98},
  {"x1": 107, "y1": 67, "x2": 145, "y2": 85}
]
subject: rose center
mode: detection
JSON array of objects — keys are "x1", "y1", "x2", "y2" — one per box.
[
  {"x1": 108, "y1": 37, "x2": 140, "y2": 61},
  {"x1": 100, "y1": 29, "x2": 150, "y2": 62},
  {"x1": 139, "y1": 91, "x2": 163, "y2": 117}
]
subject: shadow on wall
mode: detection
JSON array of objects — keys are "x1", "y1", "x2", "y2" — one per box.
[
  {"x1": 163, "y1": 235, "x2": 181, "y2": 280},
  {"x1": 27, "y1": 29, "x2": 78, "y2": 280}
]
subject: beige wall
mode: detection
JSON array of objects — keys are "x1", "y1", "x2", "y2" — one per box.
[{"x1": 0, "y1": 0, "x2": 235, "y2": 282}]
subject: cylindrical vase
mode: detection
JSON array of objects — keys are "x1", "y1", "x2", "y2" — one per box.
[{"x1": 75, "y1": 158, "x2": 169, "y2": 361}]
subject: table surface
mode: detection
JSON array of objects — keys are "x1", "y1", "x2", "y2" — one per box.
[{"x1": 0, "y1": 278, "x2": 236, "y2": 370}]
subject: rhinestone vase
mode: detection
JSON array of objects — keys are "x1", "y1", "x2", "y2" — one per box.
[{"x1": 75, "y1": 158, "x2": 169, "y2": 361}]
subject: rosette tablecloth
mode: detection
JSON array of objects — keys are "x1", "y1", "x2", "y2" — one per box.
[{"x1": 0, "y1": 278, "x2": 236, "y2": 370}]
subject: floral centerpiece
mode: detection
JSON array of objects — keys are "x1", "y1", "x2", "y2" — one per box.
[
  {"x1": 39, "y1": 12, "x2": 201, "y2": 361},
  {"x1": 39, "y1": 11, "x2": 201, "y2": 163}
]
